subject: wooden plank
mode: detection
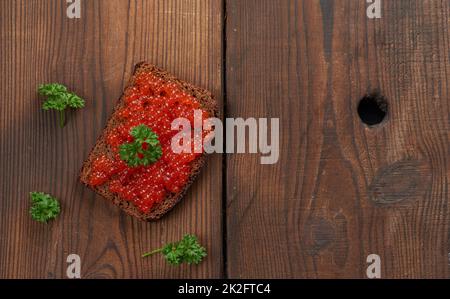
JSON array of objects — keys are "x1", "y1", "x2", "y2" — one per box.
[
  {"x1": 0, "y1": 0, "x2": 223, "y2": 278},
  {"x1": 226, "y1": 0, "x2": 449, "y2": 278}
]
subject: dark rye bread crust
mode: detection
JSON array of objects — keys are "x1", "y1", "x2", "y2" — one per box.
[{"x1": 80, "y1": 62, "x2": 218, "y2": 221}]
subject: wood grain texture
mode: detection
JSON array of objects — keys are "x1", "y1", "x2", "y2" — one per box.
[
  {"x1": 226, "y1": 0, "x2": 449, "y2": 278},
  {"x1": 1, "y1": 0, "x2": 449, "y2": 279},
  {"x1": 0, "y1": 0, "x2": 223, "y2": 278}
]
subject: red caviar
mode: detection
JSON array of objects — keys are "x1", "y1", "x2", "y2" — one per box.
[{"x1": 88, "y1": 72, "x2": 210, "y2": 213}]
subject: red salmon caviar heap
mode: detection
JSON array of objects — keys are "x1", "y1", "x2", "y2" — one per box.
[{"x1": 87, "y1": 71, "x2": 211, "y2": 213}]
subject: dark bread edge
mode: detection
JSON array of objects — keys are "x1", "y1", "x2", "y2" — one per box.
[{"x1": 79, "y1": 62, "x2": 218, "y2": 221}]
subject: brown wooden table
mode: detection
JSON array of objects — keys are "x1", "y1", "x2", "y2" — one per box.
[{"x1": 0, "y1": 0, "x2": 448, "y2": 278}]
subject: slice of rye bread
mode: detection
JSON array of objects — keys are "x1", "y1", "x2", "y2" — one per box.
[{"x1": 80, "y1": 62, "x2": 218, "y2": 221}]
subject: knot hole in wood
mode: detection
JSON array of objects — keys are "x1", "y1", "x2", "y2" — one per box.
[{"x1": 357, "y1": 92, "x2": 388, "y2": 126}]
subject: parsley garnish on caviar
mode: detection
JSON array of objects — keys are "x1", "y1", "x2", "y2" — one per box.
[{"x1": 119, "y1": 124, "x2": 162, "y2": 167}]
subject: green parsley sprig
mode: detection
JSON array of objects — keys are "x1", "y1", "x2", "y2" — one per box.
[
  {"x1": 38, "y1": 83, "x2": 85, "y2": 127},
  {"x1": 119, "y1": 124, "x2": 162, "y2": 167},
  {"x1": 142, "y1": 234, "x2": 207, "y2": 266},
  {"x1": 29, "y1": 192, "x2": 61, "y2": 223}
]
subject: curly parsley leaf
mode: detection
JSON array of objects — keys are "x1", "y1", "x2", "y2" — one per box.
[
  {"x1": 38, "y1": 83, "x2": 85, "y2": 127},
  {"x1": 142, "y1": 234, "x2": 207, "y2": 266},
  {"x1": 29, "y1": 192, "x2": 61, "y2": 223},
  {"x1": 67, "y1": 93, "x2": 85, "y2": 109},
  {"x1": 119, "y1": 124, "x2": 162, "y2": 167},
  {"x1": 38, "y1": 83, "x2": 68, "y2": 96}
]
